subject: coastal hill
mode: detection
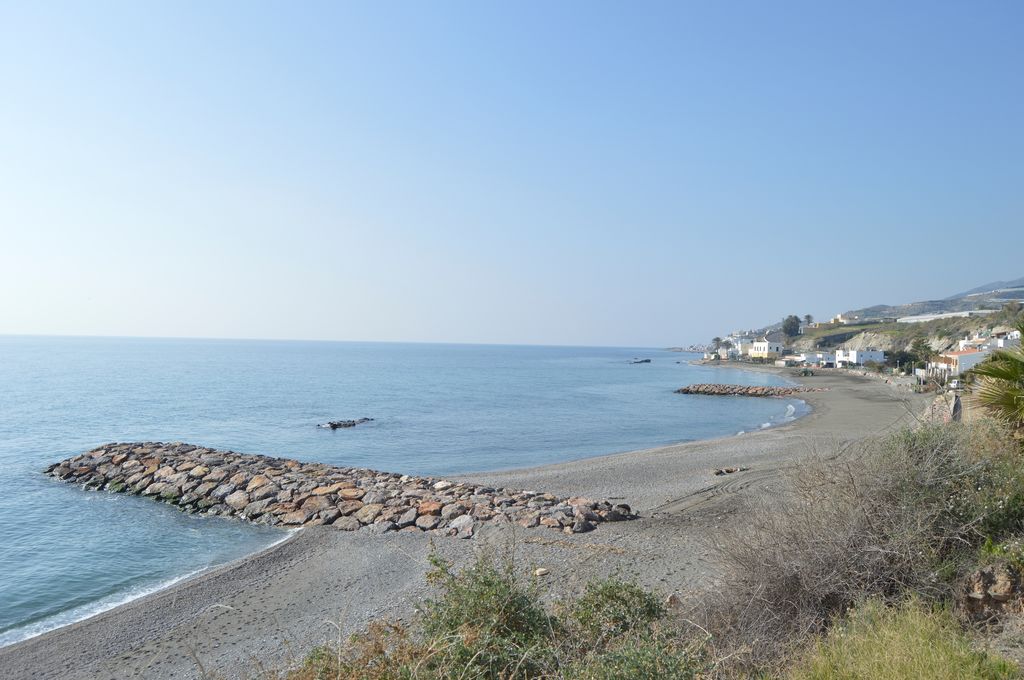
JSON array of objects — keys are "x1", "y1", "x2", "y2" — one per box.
[
  {"x1": 841, "y1": 276, "x2": 1024, "y2": 321},
  {"x1": 731, "y1": 275, "x2": 1024, "y2": 355},
  {"x1": 946, "y1": 276, "x2": 1024, "y2": 300}
]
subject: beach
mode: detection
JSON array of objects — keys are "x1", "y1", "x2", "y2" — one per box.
[{"x1": 0, "y1": 369, "x2": 930, "y2": 679}]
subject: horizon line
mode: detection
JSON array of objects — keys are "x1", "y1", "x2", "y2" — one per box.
[{"x1": 0, "y1": 332, "x2": 697, "y2": 352}]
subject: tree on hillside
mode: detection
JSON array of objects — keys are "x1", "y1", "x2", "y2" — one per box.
[
  {"x1": 910, "y1": 338, "x2": 931, "y2": 361},
  {"x1": 804, "y1": 314, "x2": 813, "y2": 326},
  {"x1": 782, "y1": 315, "x2": 802, "y2": 338},
  {"x1": 971, "y1": 321, "x2": 1024, "y2": 429}
]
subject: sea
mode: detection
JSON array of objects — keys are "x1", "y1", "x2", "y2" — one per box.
[{"x1": 0, "y1": 336, "x2": 806, "y2": 646}]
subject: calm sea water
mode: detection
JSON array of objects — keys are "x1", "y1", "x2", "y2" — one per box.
[{"x1": 0, "y1": 337, "x2": 804, "y2": 646}]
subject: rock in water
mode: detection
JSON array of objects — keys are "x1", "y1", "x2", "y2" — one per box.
[
  {"x1": 43, "y1": 442, "x2": 639, "y2": 540},
  {"x1": 318, "y1": 418, "x2": 374, "y2": 429}
]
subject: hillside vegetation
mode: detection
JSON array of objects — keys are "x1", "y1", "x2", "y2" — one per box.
[{"x1": 790, "y1": 305, "x2": 1023, "y2": 354}]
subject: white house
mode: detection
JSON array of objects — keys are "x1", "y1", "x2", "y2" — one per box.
[
  {"x1": 959, "y1": 330, "x2": 1022, "y2": 352},
  {"x1": 835, "y1": 348, "x2": 886, "y2": 367},
  {"x1": 731, "y1": 338, "x2": 756, "y2": 357},
  {"x1": 989, "y1": 331, "x2": 1022, "y2": 349},
  {"x1": 929, "y1": 348, "x2": 991, "y2": 377},
  {"x1": 799, "y1": 351, "x2": 836, "y2": 367},
  {"x1": 750, "y1": 339, "x2": 785, "y2": 360},
  {"x1": 719, "y1": 346, "x2": 739, "y2": 360}
]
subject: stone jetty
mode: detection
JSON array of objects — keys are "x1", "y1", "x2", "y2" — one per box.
[
  {"x1": 675, "y1": 383, "x2": 825, "y2": 397},
  {"x1": 44, "y1": 442, "x2": 635, "y2": 539}
]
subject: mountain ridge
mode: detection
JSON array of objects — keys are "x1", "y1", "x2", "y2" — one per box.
[
  {"x1": 946, "y1": 276, "x2": 1024, "y2": 300},
  {"x1": 841, "y1": 275, "x2": 1024, "y2": 321}
]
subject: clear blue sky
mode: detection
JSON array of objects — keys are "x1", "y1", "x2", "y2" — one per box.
[{"x1": 2, "y1": 1, "x2": 1021, "y2": 346}]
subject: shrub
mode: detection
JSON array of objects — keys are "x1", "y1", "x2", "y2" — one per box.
[
  {"x1": 564, "y1": 578, "x2": 665, "y2": 647},
  {"x1": 568, "y1": 633, "x2": 706, "y2": 680},
  {"x1": 960, "y1": 425, "x2": 1024, "y2": 541},
  {"x1": 980, "y1": 537, "x2": 1024, "y2": 573},
  {"x1": 787, "y1": 598, "x2": 1019, "y2": 680},
  {"x1": 418, "y1": 553, "x2": 556, "y2": 678},
  {"x1": 557, "y1": 578, "x2": 706, "y2": 679},
  {"x1": 290, "y1": 553, "x2": 709, "y2": 680},
  {"x1": 701, "y1": 423, "x2": 1024, "y2": 669}
]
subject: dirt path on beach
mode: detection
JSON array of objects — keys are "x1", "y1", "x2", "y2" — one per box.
[{"x1": 0, "y1": 370, "x2": 929, "y2": 679}]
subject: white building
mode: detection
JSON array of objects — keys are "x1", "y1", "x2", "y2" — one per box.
[
  {"x1": 958, "y1": 330, "x2": 1022, "y2": 352},
  {"x1": 731, "y1": 338, "x2": 756, "y2": 357},
  {"x1": 799, "y1": 351, "x2": 836, "y2": 367},
  {"x1": 990, "y1": 331, "x2": 1022, "y2": 349},
  {"x1": 750, "y1": 340, "x2": 785, "y2": 360},
  {"x1": 928, "y1": 348, "x2": 991, "y2": 377},
  {"x1": 958, "y1": 335, "x2": 988, "y2": 352},
  {"x1": 836, "y1": 348, "x2": 886, "y2": 367}
]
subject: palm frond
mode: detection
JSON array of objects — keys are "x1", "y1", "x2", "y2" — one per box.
[{"x1": 970, "y1": 341, "x2": 1024, "y2": 427}]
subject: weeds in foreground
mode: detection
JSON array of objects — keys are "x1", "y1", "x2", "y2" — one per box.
[
  {"x1": 290, "y1": 553, "x2": 708, "y2": 680},
  {"x1": 788, "y1": 598, "x2": 1020, "y2": 680},
  {"x1": 700, "y1": 422, "x2": 1024, "y2": 670}
]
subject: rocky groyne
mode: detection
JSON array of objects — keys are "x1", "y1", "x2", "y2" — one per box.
[
  {"x1": 675, "y1": 383, "x2": 825, "y2": 397},
  {"x1": 45, "y1": 443, "x2": 635, "y2": 539}
]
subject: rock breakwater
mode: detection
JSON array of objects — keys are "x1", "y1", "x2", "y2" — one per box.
[
  {"x1": 675, "y1": 383, "x2": 825, "y2": 397},
  {"x1": 45, "y1": 443, "x2": 636, "y2": 539}
]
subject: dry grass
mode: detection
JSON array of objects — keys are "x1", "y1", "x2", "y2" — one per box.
[
  {"x1": 699, "y1": 422, "x2": 1024, "y2": 672},
  {"x1": 787, "y1": 598, "x2": 1020, "y2": 680}
]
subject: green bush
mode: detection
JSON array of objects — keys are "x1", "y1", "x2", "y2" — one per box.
[
  {"x1": 565, "y1": 578, "x2": 665, "y2": 646},
  {"x1": 979, "y1": 536, "x2": 1024, "y2": 573},
  {"x1": 418, "y1": 553, "x2": 556, "y2": 678},
  {"x1": 568, "y1": 634, "x2": 706, "y2": 680},
  {"x1": 788, "y1": 598, "x2": 1019, "y2": 680},
  {"x1": 964, "y1": 436, "x2": 1024, "y2": 541},
  {"x1": 290, "y1": 553, "x2": 708, "y2": 680}
]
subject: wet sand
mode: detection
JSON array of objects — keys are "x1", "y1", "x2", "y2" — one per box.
[{"x1": 0, "y1": 369, "x2": 928, "y2": 679}]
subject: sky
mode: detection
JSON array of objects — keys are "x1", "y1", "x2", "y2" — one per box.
[{"x1": 1, "y1": 1, "x2": 1022, "y2": 347}]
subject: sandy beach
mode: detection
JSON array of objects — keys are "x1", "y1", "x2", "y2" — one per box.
[{"x1": 0, "y1": 369, "x2": 930, "y2": 679}]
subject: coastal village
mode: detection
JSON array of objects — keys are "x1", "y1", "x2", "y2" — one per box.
[{"x1": 702, "y1": 307, "x2": 1022, "y2": 385}]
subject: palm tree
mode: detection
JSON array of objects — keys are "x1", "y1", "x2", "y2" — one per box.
[
  {"x1": 971, "y1": 322, "x2": 1024, "y2": 428},
  {"x1": 712, "y1": 336, "x2": 722, "y2": 348}
]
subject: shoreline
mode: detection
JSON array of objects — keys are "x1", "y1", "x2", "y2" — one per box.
[
  {"x1": 1, "y1": 368, "x2": 925, "y2": 679},
  {"x1": 0, "y1": 529, "x2": 300, "y2": 650},
  {"x1": 4, "y1": 365, "x2": 807, "y2": 649},
  {"x1": 2, "y1": 361, "x2": 803, "y2": 652}
]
